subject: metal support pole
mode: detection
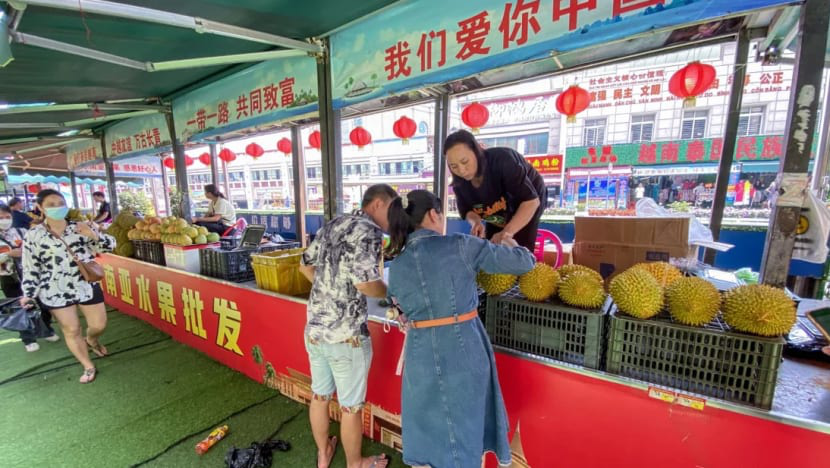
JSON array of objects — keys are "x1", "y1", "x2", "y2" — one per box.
[
  {"x1": 209, "y1": 142, "x2": 220, "y2": 188},
  {"x1": 160, "y1": 158, "x2": 171, "y2": 216},
  {"x1": 164, "y1": 113, "x2": 191, "y2": 221},
  {"x1": 760, "y1": 0, "x2": 830, "y2": 287},
  {"x1": 433, "y1": 94, "x2": 450, "y2": 199},
  {"x1": 705, "y1": 30, "x2": 750, "y2": 265},
  {"x1": 316, "y1": 39, "x2": 343, "y2": 220},
  {"x1": 69, "y1": 171, "x2": 78, "y2": 209},
  {"x1": 101, "y1": 135, "x2": 119, "y2": 217},
  {"x1": 291, "y1": 126, "x2": 308, "y2": 246},
  {"x1": 222, "y1": 160, "x2": 231, "y2": 202}
]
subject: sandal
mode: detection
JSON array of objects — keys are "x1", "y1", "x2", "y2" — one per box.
[
  {"x1": 86, "y1": 338, "x2": 108, "y2": 357},
  {"x1": 367, "y1": 454, "x2": 388, "y2": 468},
  {"x1": 315, "y1": 436, "x2": 337, "y2": 468},
  {"x1": 80, "y1": 368, "x2": 97, "y2": 384}
]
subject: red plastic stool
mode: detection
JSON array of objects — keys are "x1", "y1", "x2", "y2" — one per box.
[
  {"x1": 222, "y1": 217, "x2": 248, "y2": 237},
  {"x1": 534, "y1": 229, "x2": 563, "y2": 268}
]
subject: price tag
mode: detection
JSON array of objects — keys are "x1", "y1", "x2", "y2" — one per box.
[
  {"x1": 676, "y1": 394, "x2": 706, "y2": 411},
  {"x1": 648, "y1": 386, "x2": 676, "y2": 404}
]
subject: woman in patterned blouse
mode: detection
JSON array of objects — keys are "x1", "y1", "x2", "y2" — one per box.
[{"x1": 20, "y1": 190, "x2": 116, "y2": 384}]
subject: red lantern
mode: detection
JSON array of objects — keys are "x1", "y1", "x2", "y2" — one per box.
[
  {"x1": 669, "y1": 61, "x2": 716, "y2": 108},
  {"x1": 555, "y1": 85, "x2": 591, "y2": 123},
  {"x1": 245, "y1": 143, "x2": 265, "y2": 158},
  {"x1": 277, "y1": 137, "x2": 292, "y2": 156},
  {"x1": 393, "y1": 116, "x2": 417, "y2": 144},
  {"x1": 461, "y1": 102, "x2": 489, "y2": 134},
  {"x1": 218, "y1": 148, "x2": 236, "y2": 163},
  {"x1": 27, "y1": 184, "x2": 39, "y2": 194},
  {"x1": 163, "y1": 157, "x2": 176, "y2": 170},
  {"x1": 308, "y1": 130, "x2": 321, "y2": 150},
  {"x1": 199, "y1": 152, "x2": 211, "y2": 166},
  {"x1": 349, "y1": 126, "x2": 372, "y2": 149},
  {"x1": 184, "y1": 155, "x2": 194, "y2": 166}
]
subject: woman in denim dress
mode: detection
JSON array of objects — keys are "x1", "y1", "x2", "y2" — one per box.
[{"x1": 386, "y1": 190, "x2": 535, "y2": 468}]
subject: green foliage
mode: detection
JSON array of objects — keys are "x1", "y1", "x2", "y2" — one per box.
[
  {"x1": 118, "y1": 190, "x2": 155, "y2": 217},
  {"x1": 169, "y1": 187, "x2": 184, "y2": 218}
]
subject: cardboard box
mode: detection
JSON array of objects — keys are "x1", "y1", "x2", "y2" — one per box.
[
  {"x1": 573, "y1": 217, "x2": 694, "y2": 280},
  {"x1": 542, "y1": 242, "x2": 572, "y2": 267}
]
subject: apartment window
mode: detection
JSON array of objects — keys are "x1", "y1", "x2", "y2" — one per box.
[
  {"x1": 583, "y1": 119, "x2": 606, "y2": 147},
  {"x1": 738, "y1": 106, "x2": 765, "y2": 136},
  {"x1": 630, "y1": 114, "x2": 655, "y2": 142},
  {"x1": 306, "y1": 167, "x2": 318, "y2": 179},
  {"x1": 681, "y1": 110, "x2": 708, "y2": 139}
]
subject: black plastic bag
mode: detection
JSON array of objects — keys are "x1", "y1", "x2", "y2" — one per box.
[
  {"x1": 0, "y1": 298, "x2": 40, "y2": 333},
  {"x1": 224, "y1": 440, "x2": 290, "y2": 468}
]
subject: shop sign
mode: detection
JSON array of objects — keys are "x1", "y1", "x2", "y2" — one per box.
[
  {"x1": 526, "y1": 154, "x2": 562, "y2": 174},
  {"x1": 104, "y1": 113, "x2": 171, "y2": 158},
  {"x1": 66, "y1": 139, "x2": 104, "y2": 170},
  {"x1": 330, "y1": 0, "x2": 791, "y2": 107},
  {"x1": 73, "y1": 155, "x2": 162, "y2": 178},
  {"x1": 566, "y1": 134, "x2": 817, "y2": 168},
  {"x1": 172, "y1": 56, "x2": 318, "y2": 141},
  {"x1": 586, "y1": 68, "x2": 791, "y2": 109},
  {"x1": 482, "y1": 93, "x2": 558, "y2": 125},
  {"x1": 567, "y1": 166, "x2": 632, "y2": 178}
]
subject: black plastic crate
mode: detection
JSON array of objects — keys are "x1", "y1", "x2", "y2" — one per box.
[
  {"x1": 200, "y1": 242, "x2": 300, "y2": 282},
  {"x1": 132, "y1": 240, "x2": 165, "y2": 266},
  {"x1": 485, "y1": 289, "x2": 605, "y2": 369},
  {"x1": 477, "y1": 291, "x2": 487, "y2": 327},
  {"x1": 606, "y1": 307, "x2": 784, "y2": 409}
]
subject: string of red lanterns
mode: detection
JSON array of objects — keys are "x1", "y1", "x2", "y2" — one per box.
[
  {"x1": 198, "y1": 152, "x2": 211, "y2": 166},
  {"x1": 308, "y1": 130, "x2": 321, "y2": 150},
  {"x1": 556, "y1": 85, "x2": 591, "y2": 123},
  {"x1": 218, "y1": 148, "x2": 236, "y2": 163},
  {"x1": 461, "y1": 102, "x2": 489, "y2": 134},
  {"x1": 669, "y1": 61, "x2": 716, "y2": 108},
  {"x1": 245, "y1": 143, "x2": 265, "y2": 158},
  {"x1": 392, "y1": 116, "x2": 417, "y2": 144},
  {"x1": 162, "y1": 157, "x2": 175, "y2": 170},
  {"x1": 349, "y1": 126, "x2": 372, "y2": 149},
  {"x1": 277, "y1": 137, "x2": 292, "y2": 156}
]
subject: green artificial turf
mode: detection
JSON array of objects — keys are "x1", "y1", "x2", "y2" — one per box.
[{"x1": 0, "y1": 310, "x2": 400, "y2": 467}]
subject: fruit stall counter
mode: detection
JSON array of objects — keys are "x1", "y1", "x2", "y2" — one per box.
[{"x1": 99, "y1": 254, "x2": 830, "y2": 468}]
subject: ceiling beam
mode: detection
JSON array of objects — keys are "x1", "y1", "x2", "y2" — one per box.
[
  {"x1": 17, "y1": 0, "x2": 323, "y2": 53},
  {"x1": 0, "y1": 102, "x2": 169, "y2": 116},
  {"x1": 0, "y1": 135, "x2": 94, "y2": 145},
  {"x1": 12, "y1": 32, "x2": 148, "y2": 70},
  {"x1": 63, "y1": 109, "x2": 158, "y2": 127},
  {"x1": 0, "y1": 122, "x2": 63, "y2": 128}
]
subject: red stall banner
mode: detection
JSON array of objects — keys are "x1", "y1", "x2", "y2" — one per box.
[
  {"x1": 525, "y1": 154, "x2": 563, "y2": 175},
  {"x1": 101, "y1": 255, "x2": 830, "y2": 468}
]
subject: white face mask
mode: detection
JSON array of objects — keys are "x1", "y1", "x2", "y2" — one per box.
[{"x1": 0, "y1": 219, "x2": 12, "y2": 230}]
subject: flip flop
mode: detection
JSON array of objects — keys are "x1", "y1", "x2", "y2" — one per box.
[
  {"x1": 86, "y1": 338, "x2": 108, "y2": 357},
  {"x1": 367, "y1": 454, "x2": 388, "y2": 468},
  {"x1": 316, "y1": 436, "x2": 338, "y2": 468},
  {"x1": 79, "y1": 367, "x2": 97, "y2": 384}
]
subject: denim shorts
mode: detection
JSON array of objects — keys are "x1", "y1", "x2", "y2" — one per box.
[{"x1": 304, "y1": 335, "x2": 372, "y2": 411}]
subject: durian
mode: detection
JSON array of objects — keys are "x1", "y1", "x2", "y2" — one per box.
[
  {"x1": 476, "y1": 271, "x2": 517, "y2": 296},
  {"x1": 558, "y1": 271, "x2": 606, "y2": 309},
  {"x1": 665, "y1": 277, "x2": 721, "y2": 326},
  {"x1": 557, "y1": 264, "x2": 603, "y2": 283},
  {"x1": 721, "y1": 285, "x2": 796, "y2": 336},
  {"x1": 631, "y1": 261, "x2": 683, "y2": 287},
  {"x1": 610, "y1": 269, "x2": 663, "y2": 319},
  {"x1": 518, "y1": 263, "x2": 560, "y2": 302}
]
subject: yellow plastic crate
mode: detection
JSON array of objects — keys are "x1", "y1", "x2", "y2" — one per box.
[{"x1": 251, "y1": 248, "x2": 311, "y2": 296}]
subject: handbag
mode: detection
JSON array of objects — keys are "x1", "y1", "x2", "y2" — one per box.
[
  {"x1": 0, "y1": 298, "x2": 40, "y2": 333},
  {"x1": 46, "y1": 225, "x2": 104, "y2": 283}
]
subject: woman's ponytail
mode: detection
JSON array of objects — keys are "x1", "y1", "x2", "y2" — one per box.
[{"x1": 386, "y1": 196, "x2": 413, "y2": 256}]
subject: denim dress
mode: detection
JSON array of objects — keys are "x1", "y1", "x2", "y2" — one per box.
[{"x1": 388, "y1": 229, "x2": 535, "y2": 468}]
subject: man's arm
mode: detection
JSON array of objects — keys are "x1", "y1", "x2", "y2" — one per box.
[{"x1": 355, "y1": 279, "x2": 387, "y2": 298}]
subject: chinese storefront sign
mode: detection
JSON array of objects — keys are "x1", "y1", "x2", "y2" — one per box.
[
  {"x1": 585, "y1": 67, "x2": 791, "y2": 109},
  {"x1": 526, "y1": 154, "x2": 562, "y2": 174},
  {"x1": 72, "y1": 154, "x2": 162, "y2": 179},
  {"x1": 483, "y1": 92, "x2": 558, "y2": 125},
  {"x1": 566, "y1": 134, "x2": 817, "y2": 168},
  {"x1": 104, "y1": 113, "x2": 171, "y2": 159},
  {"x1": 330, "y1": 0, "x2": 791, "y2": 107},
  {"x1": 66, "y1": 139, "x2": 104, "y2": 170},
  {"x1": 172, "y1": 55, "x2": 318, "y2": 141}
]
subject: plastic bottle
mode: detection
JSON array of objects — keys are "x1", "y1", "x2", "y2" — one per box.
[{"x1": 195, "y1": 425, "x2": 229, "y2": 455}]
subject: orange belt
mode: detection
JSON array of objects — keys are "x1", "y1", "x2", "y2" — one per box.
[
  {"x1": 409, "y1": 310, "x2": 478, "y2": 329},
  {"x1": 395, "y1": 310, "x2": 478, "y2": 376}
]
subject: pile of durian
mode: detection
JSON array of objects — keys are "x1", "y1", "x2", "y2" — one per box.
[
  {"x1": 608, "y1": 262, "x2": 796, "y2": 337},
  {"x1": 477, "y1": 260, "x2": 797, "y2": 337},
  {"x1": 476, "y1": 263, "x2": 607, "y2": 311}
]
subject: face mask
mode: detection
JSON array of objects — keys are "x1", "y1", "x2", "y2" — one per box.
[
  {"x1": 0, "y1": 219, "x2": 11, "y2": 230},
  {"x1": 45, "y1": 206, "x2": 69, "y2": 220}
]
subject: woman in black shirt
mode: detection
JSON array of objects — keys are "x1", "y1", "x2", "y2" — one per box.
[{"x1": 445, "y1": 130, "x2": 547, "y2": 251}]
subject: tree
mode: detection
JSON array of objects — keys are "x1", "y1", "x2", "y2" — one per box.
[{"x1": 118, "y1": 190, "x2": 156, "y2": 217}]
